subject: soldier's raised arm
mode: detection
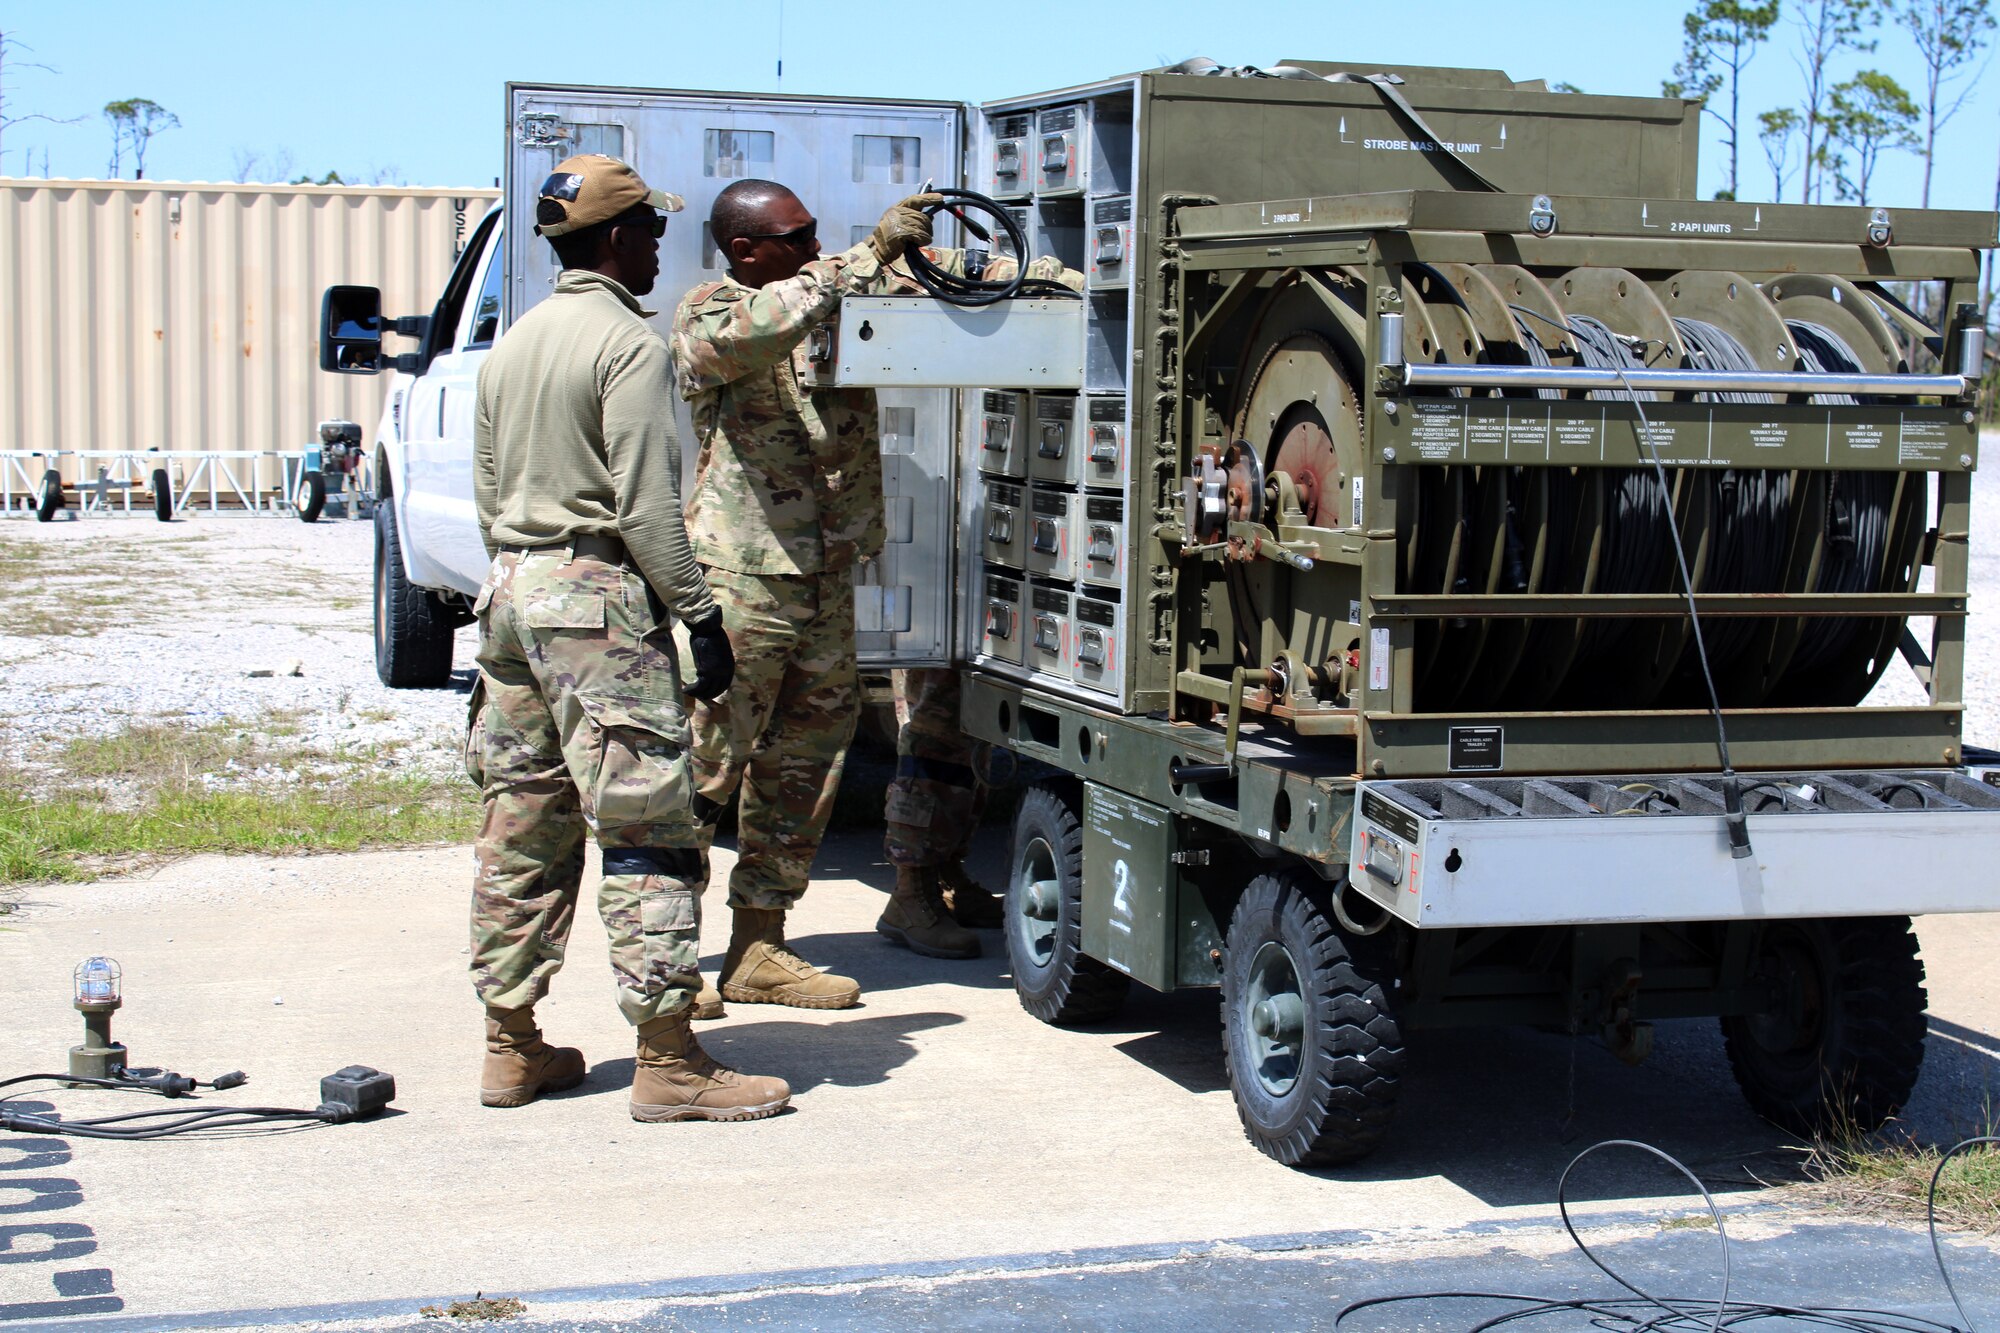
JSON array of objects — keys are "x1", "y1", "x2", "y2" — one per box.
[
  {"x1": 670, "y1": 248, "x2": 877, "y2": 397},
  {"x1": 669, "y1": 192, "x2": 942, "y2": 398}
]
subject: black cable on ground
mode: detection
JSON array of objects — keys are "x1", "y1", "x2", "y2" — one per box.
[
  {"x1": 900, "y1": 188, "x2": 1084, "y2": 307},
  {"x1": 1929, "y1": 1136, "x2": 1999, "y2": 1333},
  {"x1": 0, "y1": 1066, "x2": 392, "y2": 1138},
  {"x1": 1337, "y1": 1136, "x2": 1996, "y2": 1333},
  {"x1": 0, "y1": 1069, "x2": 247, "y2": 1101}
]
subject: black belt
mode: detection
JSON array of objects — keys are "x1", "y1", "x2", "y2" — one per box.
[{"x1": 499, "y1": 533, "x2": 627, "y2": 564}]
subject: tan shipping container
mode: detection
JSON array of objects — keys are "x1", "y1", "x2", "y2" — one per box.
[{"x1": 0, "y1": 178, "x2": 498, "y2": 498}]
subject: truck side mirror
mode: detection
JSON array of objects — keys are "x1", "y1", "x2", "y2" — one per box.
[{"x1": 320, "y1": 285, "x2": 385, "y2": 374}]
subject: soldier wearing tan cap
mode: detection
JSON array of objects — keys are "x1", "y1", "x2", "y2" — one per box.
[{"x1": 466, "y1": 153, "x2": 789, "y2": 1123}]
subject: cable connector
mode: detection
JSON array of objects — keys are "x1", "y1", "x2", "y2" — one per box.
[
  {"x1": 1721, "y1": 776, "x2": 1754, "y2": 860},
  {"x1": 317, "y1": 1066, "x2": 395, "y2": 1123},
  {"x1": 208, "y1": 1071, "x2": 248, "y2": 1091},
  {"x1": 118, "y1": 1068, "x2": 197, "y2": 1097}
]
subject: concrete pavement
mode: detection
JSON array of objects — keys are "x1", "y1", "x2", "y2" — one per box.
[{"x1": 1, "y1": 827, "x2": 1996, "y2": 1329}]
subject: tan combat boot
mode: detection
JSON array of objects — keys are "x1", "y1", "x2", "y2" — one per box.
[
  {"x1": 480, "y1": 1007, "x2": 586, "y2": 1108},
  {"x1": 878, "y1": 867, "x2": 982, "y2": 959},
  {"x1": 630, "y1": 1011, "x2": 790, "y2": 1122},
  {"x1": 719, "y1": 907, "x2": 862, "y2": 1009},
  {"x1": 692, "y1": 978, "x2": 726, "y2": 1021},
  {"x1": 938, "y1": 860, "x2": 1004, "y2": 929}
]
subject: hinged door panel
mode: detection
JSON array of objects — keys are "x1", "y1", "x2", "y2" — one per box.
[{"x1": 505, "y1": 84, "x2": 967, "y2": 665}]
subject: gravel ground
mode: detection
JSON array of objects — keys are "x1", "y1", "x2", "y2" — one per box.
[
  {"x1": 0, "y1": 507, "x2": 475, "y2": 787},
  {"x1": 1, "y1": 434, "x2": 1994, "y2": 790}
]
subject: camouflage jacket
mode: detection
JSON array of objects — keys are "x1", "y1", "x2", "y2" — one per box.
[{"x1": 671, "y1": 244, "x2": 1078, "y2": 576}]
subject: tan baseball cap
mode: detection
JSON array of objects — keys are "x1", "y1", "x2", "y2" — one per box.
[{"x1": 534, "y1": 154, "x2": 685, "y2": 236}]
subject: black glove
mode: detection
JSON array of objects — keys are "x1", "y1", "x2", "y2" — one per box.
[{"x1": 683, "y1": 609, "x2": 735, "y2": 701}]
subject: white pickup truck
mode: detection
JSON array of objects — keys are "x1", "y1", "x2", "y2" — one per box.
[{"x1": 321, "y1": 83, "x2": 970, "y2": 687}]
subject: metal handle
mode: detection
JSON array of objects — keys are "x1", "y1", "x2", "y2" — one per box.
[
  {"x1": 1170, "y1": 761, "x2": 1233, "y2": 786},
  {"x1": 1395, "y1": 362, "x2": 1969, "y2": 398}
]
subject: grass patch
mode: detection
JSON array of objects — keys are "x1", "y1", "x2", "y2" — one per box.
[
  {"x1": 1, "y1": 716, "x2": 477, "y2": 884},
  {"x1": 1804, "y1": 1130, "x2": 2000, "y2": 1235},
  {"x1": 1658, "y1": 1213, "x2": 1717, "y2": 1231},
  {"x1": 0, "y1": 531, "x2": 213, "y2": 638},
  {"x1": 60, "y1": 720, "x2": 253, "y2": 779},
  {"x1": 0, "y1": 535, "x2": 49, "y2": 581}
]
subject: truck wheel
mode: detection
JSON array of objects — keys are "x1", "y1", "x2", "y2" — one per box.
[
  {"x1": 1721, "y1": 916, "x2": 1926, "y2": 1137},
  {"x1": 373, "y1": 499, "x2": 457, "y2": 688},
  {"x1": 1005, "y1": 781, "x2": 1130, "y2": 1025},
  {"x1": 34, "y1": 469, "x2": 62, "y2": 522},
  {"x1": 295, "y1": 470, "x2": 327, "y2": 523},
  {"x1": 1222, "y1": 871, "x2": 1405, "y2": 1166},
  {"x1": 151, "y1": 467, "x2": 173, "y2": 522}
]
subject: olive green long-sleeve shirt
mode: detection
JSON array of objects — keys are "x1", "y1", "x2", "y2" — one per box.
[{"x1": 474, "y1": 269, "x2": 715, "y2": 623}]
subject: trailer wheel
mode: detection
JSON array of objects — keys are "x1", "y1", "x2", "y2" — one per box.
[
  {"x1": 1005, "y1": 781, "x2": 1130, "y2": 1025},
  {"x1": 34, "y1": 469, "x2": 62, "y2": 522},
  {"x1": 294, "y1": 470, "x2": 327, "y2": 523},
  {"x1": 150, "y1": 467, "x2": 173, "y2": 522},
  {"x1": 373, "y1": 499, "x2": 457, "y2": 688},
  {"x1": 1721, "y1": 916, "x2": 1926, "y2": 1137},
  {"x1": 1222, "y1": 872, "x2": 1405, "y2": 1166}
]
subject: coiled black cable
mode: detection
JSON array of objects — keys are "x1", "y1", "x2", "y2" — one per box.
[
  {"x1": 1565, "y1": 316, "x2": 1674, "y2": 637},
  {"x1": 901, "y1": 188, "x2": 1084, "y2": 307},
  {"x1": 1509, "y1": 312, "x2": 1564, "y2": 400},
  {"x1": 1672, "y1": 318, "x2": 1791, "y2": 676},
  {"x1": 1783, "y1": 320, "x2": 1899, "y2": 680},
  {"x1": 1516, "y1": 306, "x2": 1750, "y2": 854},
  {"x1": 1793, "y1": 319, "x2": 1868, "y2": 405},
  {"x1": 1675, "y1": 317, "x2": 1777, "y2": 404}
]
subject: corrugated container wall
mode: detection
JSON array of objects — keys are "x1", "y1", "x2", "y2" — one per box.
[{"x1": 0, "y1": 179, "x2": 498, "y2": 485}]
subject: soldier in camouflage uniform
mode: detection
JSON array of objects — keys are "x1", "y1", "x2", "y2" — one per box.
[
  {"x1": 883, "y1": 668, "x2": 999, "y2": 927},
  {"x1": 879, "y1": 250, "x2": 1083, "y2": 936},
  {"x1": 469, "y1": 154, "x2": 787, "y2": 1123},
  {"x1": 672, "y1": 181, "x2": 1079, "y2": 1003}
]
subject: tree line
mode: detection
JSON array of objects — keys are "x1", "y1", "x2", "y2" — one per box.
[{"x1": 1659, "y1": 0, "x2": 1993, "y2": 208}]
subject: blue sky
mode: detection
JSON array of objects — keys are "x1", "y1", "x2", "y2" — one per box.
[{"x1": 2, "y1": 0, "x2": 1996, "y2": 212}]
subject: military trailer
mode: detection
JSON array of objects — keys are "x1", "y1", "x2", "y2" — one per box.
[
  {"x1": 923, "y1": 59, "x2": 2000, "y2": 1167},
  {"x1": 324, "y1": 60, "x2": 2000, "y2": 1169}
]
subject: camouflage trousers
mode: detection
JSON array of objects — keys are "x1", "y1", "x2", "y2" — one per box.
[
  {"x1": 689, "y1": 566, "x2": 857, "y2": 911},
  {"x1": 884, "y1": 667, "x2": 987, "y2": 868},
  {"x1": 467, "y1": 547, "x2": 704, "y2": 1026}
]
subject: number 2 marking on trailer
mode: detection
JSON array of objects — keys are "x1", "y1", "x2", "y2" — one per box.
[{"x1": 1110, "y1": 859, "x2": 1133, "y2": 934}]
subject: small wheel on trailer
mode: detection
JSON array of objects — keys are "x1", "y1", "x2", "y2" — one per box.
[
  {"x1": 151, "y1": 467, "x2": 173, "y2": 523},
  {"x1": 1721, "y1": 915, "x2": 1927, "y2": 1137},
  {"x1": 34, "y1": 469, "x2": 63, "y2": 522},
  {"x1": 1221, "y1": 871, "x2": 1405, "y2": 1166},
  {"x1": 1005, "y1": 781, "x2": 1131, "y2": 1025},
  {"x1": 294, "y1": 470, "x2": 327, "y2": 523}
]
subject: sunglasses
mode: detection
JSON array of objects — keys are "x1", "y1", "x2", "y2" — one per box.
[
  {"x1": 613, "y1": 212, "x2": 668, "y2": 238},
  {"x1": 744, "y1": 219, "x2": 818, "y2": 249}
]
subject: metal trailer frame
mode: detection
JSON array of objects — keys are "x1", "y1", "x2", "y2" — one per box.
[
  {"x1": 0, "y1": 449, "x2": 352, "y2": 519},
  {"x1": 933, "y1": 63, "x2": 2000, "y2": 1165}
]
